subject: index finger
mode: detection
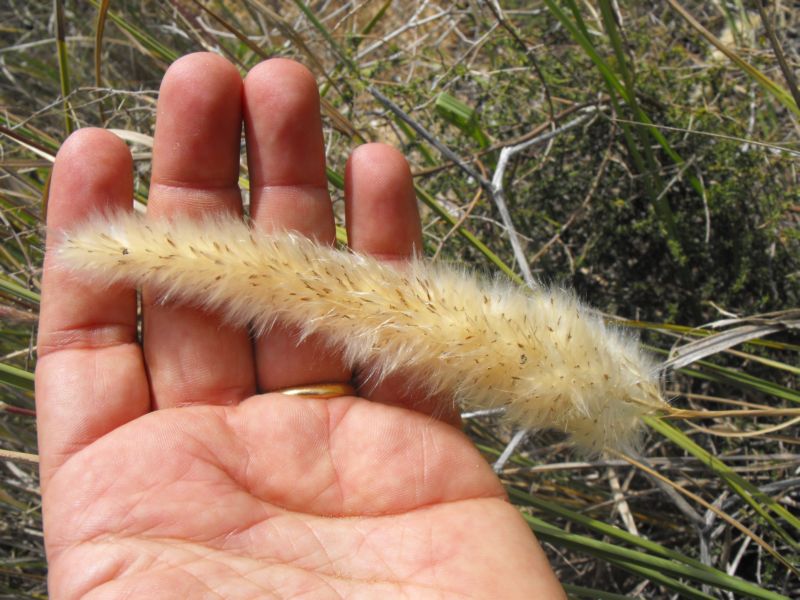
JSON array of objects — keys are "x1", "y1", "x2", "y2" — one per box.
[{"x1": 35, "y1": 129, "x2": 150, "y2": 489}]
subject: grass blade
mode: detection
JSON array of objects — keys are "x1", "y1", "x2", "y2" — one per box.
[
  {"x1": 290, "y1": 0, "x2": 356, "y2": 72},
  {"x1": 523, "y1": 512, "x2": 788, "y2": 599},
  {"x1": 546, "y1": 0, "x2": 690, "y2": 263},
  {"x1": 755, "y1": 0, "x2": 800, "y2": 110},
  {"x1": 435, "y1": 92, "x2": 490, "y2": 150},
  {"x1": 413, "y1": 184, "x2": 522, "y2": 284},
  {"x1": 510, "y1": 487, "x2": 786, "y2": 599},
  {"x1": 666, "y1": 0, "x2": 800, "y2": 117},
  {"x1": 87, "y1": 0, "x2": 178, "y2": 64},
  {"x1": 679, "y1": 362, "x2": 800, "y2": 404},
  {"x1": 0, "y1": 278, "x2": 41, "y2": 306},
  {"x1": 562, "y1": 584, "x2": 631, "y2": 600},
  {"x1": 645, "y1": 416, "x2": 800, "y2": 542},
  {"x1": 53, "y1": 0, "x2": 74, "y2": 135},
  {"x1": 0, "y1": 363, "x2": 34, "y2": 392},
  {"x1": 93, "y1": 0, "x2": 110, "y2": 123},
  {"x1": 352, "y1": 0, "x2": 392, "y2": 48}
]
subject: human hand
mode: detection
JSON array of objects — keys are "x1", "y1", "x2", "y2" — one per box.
[{"x1": 36, "y1": 53, "x2": 565, "y2": 599}]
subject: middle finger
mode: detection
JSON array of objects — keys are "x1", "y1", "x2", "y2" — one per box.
[
  {"x1": 244, "y1": 58, "x2": 351, "y2": 393},
  {"x1": 144, "y1": 53, "x2": 256, "y2": 409}
]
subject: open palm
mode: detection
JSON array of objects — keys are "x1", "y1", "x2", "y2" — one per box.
[{"x1": 36, "y1": 54, "x2": 564, "y2": 599}]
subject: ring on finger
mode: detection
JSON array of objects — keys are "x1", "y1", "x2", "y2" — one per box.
[{"x1": 272, "y1": 382, "x2": 356, "y2": 399}]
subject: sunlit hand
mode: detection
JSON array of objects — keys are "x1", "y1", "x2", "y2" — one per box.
[{"x1": 36, "y1": 53, "x2": 565, "y2": 599}]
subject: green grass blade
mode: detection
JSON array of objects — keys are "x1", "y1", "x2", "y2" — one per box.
[
  {"x1": 0, "y1": 278, "x2": 41, "y2": 305},
  {"x1": 546, "y1": 0, "x2": 709, "y2": 179},
  {"x1": 509, "y1": 487, "x2": 784, "y2": 599},
  {"x1": 290, "y1": 0, "x2": 357, "y2": 73},
  {"x1": 755, "y1": 0, "x2": 800, "y2": 111},
  {"x1": 413, "y1": 184, "x2": 522, "y2": 284},
  {"x1": 435, "y1": 93, "x2": 490, "y2": 150},
  {"x1": 679, "y1": 362, "x2": 800, "y2": 404},
  {"x1": 597, "y1": 0, "x2": 685, "y2": 262},
  {"x1": 547, "y1": 0, "x2": 689, "y2": 263},
  {"x1": 393, "y1": 117, "x2": 437, "y2": 165},
  {"x1": 189, "y1": 0, "x2": 268, "y2": 63},
  {"x1": 87, "y1": 0, "x2": 178, "y2": 64},
  {"x1": 325, "y1": 166, "x2": 344, "y2": 191},
  {"x1": 731, "y1": 351, "x2": 800, "y2": 375},
  {"x1": 716, "y1": 1, "x2": 746, "y2": 46},
  {"x1": 649, "y1": 345, "x2": 800, "y2": 403},
  {"x1": 354, "y1": 0, "x2": 392, "y2": 47},
  {"x1": 93, "y1": 0, "x2": 110, "y2": 123},
  {"x1": 524, "y1": 513, "x2": 788, "y2": 599},
  {"x1": 645, "y1": 416, "x2": 800, "y2": 542},
  {"x1": 598, "y1": 562, "x2": 716, "y2": 600},
  {"x1": 562, "y1": 584, "x2": 631, "y2": 600},
  {"x1": 511, "y1": 488, "x2": 704, "y2": 567},
  {"x1": 0, "y1": 363, "x2": 34, "y2": 392},
  {"x1": 666, "y1": 0, "x2": 800, "y2": 117},
  {"x1": 0, "y1": 197, "x2": 40, "y2": 231},
  {"x1": 53, "y1": 0, "x2": 74, "y2": 135},
  {"x1": 0, "y1": 115, "x2": 60, "y2": 156}
]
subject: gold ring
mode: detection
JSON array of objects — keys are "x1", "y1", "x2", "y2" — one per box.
[{"x1": 273, "y1": 382, "x2": 356, "y2": 399}]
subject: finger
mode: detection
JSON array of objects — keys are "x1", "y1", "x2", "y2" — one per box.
[
  {"x1": 244, "y1": 58, "x2": 351, "y2": 392},
  {"x1": 35, "y1": 129, "x2": 149, "y2": 489},
  {"x1": 144, "y1": 52, "x2": 255, "y2": 409},
  {"x1": 345, "y1": 144, "x2": 461, "y2": 426}
]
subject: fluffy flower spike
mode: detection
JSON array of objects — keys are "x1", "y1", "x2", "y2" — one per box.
[{"x1": 57, "y1": 212, "x2": 667, "y2": 453}]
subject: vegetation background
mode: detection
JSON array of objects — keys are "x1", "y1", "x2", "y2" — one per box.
[{"x1": 0, "y1": 0, "x2": 798, "y2": 598}]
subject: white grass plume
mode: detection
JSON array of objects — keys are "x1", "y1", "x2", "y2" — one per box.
[{"x1": 57, "y1": 212, "x2": 667, "y2": 453}]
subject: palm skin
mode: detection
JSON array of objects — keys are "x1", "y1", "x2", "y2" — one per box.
[
  {"x1": 42, "y1": 395, "x2": 559, "y2": 598},
  {"x1": 35, "y1": 53, "x2": 565, "y2": 599}
]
